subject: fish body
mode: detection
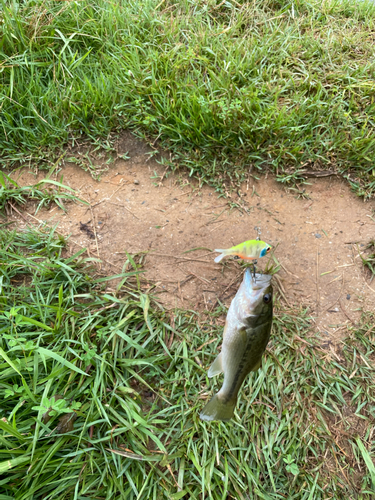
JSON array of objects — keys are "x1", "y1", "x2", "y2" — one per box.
[
  {"x1": 214, "y1": 240, "x2": 271, "y2": 263},
  {"x1": 200, "y1": 270, "x2": 273, "y2": 422}
]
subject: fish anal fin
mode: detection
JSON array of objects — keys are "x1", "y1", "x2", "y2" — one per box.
[{"x1": 207, "y1": 353, "x2": 223, "y2": 378}]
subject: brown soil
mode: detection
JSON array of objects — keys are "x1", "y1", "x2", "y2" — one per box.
[{"x1": 8, "y1": 131, "x2": 375, "y2": 340}]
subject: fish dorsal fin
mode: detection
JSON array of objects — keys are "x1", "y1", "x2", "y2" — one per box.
[{"x1": 207, "y1": 353, "x2": 223, "y2": 378}]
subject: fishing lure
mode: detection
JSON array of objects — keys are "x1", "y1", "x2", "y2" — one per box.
[{"x1": 214, "y1": 240, "x2": 271, "y2": 263}]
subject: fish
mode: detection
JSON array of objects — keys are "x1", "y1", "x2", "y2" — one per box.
[
  {"x1": 214, "y1": 240, "x2": 271, "y2": 263},
  {"x1": 200, "y1": 270, "x2": 273, "y2": 422}
]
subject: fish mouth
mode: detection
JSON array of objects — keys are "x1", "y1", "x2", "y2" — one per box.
[{"x1": 244, "y1": 269, "x2": 272, "y2": 290}]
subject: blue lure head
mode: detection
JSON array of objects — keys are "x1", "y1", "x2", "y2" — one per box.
[{"x1": 260, "y1": 245, "x2": 271, "y2": 258}]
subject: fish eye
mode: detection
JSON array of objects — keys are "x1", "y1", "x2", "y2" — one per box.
[{"x1": 263, "y1": 293, "x2": 272, "y2": 304}]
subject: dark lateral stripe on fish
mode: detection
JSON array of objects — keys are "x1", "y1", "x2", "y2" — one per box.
[{"x1": 223, "y1": 320, "x2": 272, "y2": 403}]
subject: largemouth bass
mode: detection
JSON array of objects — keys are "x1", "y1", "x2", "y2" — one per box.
[
  {"x1": 200, "y1": 270, "x2": 273, "y2": 421},
  {"x1": 214, "y1": 240, "x2": 271, "y2": 263}
]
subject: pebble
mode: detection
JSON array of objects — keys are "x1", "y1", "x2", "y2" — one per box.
[
  {"x1": 347, "y1": 294, "x2": 351, "y2": 300},
  {"x1": 134, "y1": 179, "x2": 140, "y2": 185},
  {"x1": 315, "y1": 233, "x2": 322, "y2": 238}
]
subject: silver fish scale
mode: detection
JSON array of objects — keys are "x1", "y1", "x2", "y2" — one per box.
[{"x1": 222, "y1": 314, "x2": 272, "y2": 404}]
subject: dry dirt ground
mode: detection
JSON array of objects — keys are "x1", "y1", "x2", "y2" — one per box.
[{"x1": 8, "y1": 131, "x2": 375, "y2": 341}]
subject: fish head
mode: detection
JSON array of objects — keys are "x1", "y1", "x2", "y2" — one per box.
[
  {"x1": 242, "y1": 269, "x2": 273, "y2": 317},
  {"x1": 259, "y1": 243, "x2": 272, "y2": 258}
]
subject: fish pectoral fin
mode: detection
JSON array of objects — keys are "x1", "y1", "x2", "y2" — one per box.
[
  {"x1": 207, "y1": 353, "x2": 223, "y2": 378},
  {"x1": 251, "y1": 358, "x2": 262, "y2": 372},
  {"x1": 238, "y1": 326, "x2": 247, "y2": 347}
]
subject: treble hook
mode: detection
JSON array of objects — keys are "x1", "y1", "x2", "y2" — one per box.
[
  {"x1": 252, "y1": 226, "x2": 262, "y2": 281},
  {"x1": 252, "y1": 259, "x2": 258, "y2": 280}
]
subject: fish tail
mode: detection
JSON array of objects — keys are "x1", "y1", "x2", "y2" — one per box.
[
  {"x1": 214, "y1": 249, "x2": 228, "y2": 263},
  {"x1": 199, "y1": 393, "x2": 236, "y2": 422}
]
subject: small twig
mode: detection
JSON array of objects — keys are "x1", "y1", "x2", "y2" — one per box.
[
  {"x1": 87, "y1": 425, "x2": 95, "y2": 448},
  {"x1": 176, "y1": 256, "x2": 214, "y2": 264},
  {"x1": 339, "y1": 299, "x2": 356, "y2": 325},
  {"x1": 8, "y1": 202, "x2": 30, "y2": 224},
  {"x1": 158, "y1": 165, "x2": 170, "y2": 186},
  {"x1": 219, "y1": 271, "x2": 243, "y2": 299},
  {"x1": 166, "y1": 463, "x2": 179, "y2": 489},
  {"x1": 302, "y1": 170, "x2": 337, "y2": 177},
  {"x1": 200, "y1": 208, "x2": 226, "y2": 228},
  {"x1": 274, "y1": 275, "x2": 291, "y2": 307},
  {"x1": 155, "y1": 0, "x2": 166, "y2": 9},
  {"x1": 109, "y1": 181, "x2": 128, "y2": 201},
  {"x1": 178, "y1": 280, "x2": 183, "y2": 302},
  {"x1": 196, "y1": 338, "x2": 217, "y2": 351},
  {"x1": 106, "y1": 201, "x2": 140, "y2": 220},
  {"x1": 209, "y1": 221, "x2": 226, "y2": 233},
  {"x1": 90, "y1": 198, "x2": 108, "y2": 208},
  {"x1": 166, "y1": 331, "x2": 174, "y2": 350},
  {"x1": 316, "y1": 245, "x2": 320, "y2": 314},
  {"x1": 212, "y1": 0, "x2": 226, "y2": 9},
  {"x1": 89, "y1": 199, "x2": 101, "y2": 270},
  {"x1": 280, "y1": 262, "x2": 300, "y2": 279},
  {"x1": 123, "y1": 205, "x2": 140, "y2": 220},
  {"x1": 93, "y1": 303, "x2": 118, "y2": 313},
  {"x1": 172, "y1": 274, "x2": 194, "y2": 293},
  {"x1": 186, "y1": 269, "x2": 210, "y2": 284},
  {"x1": 173, "y1": 190, "x2": 193, "y2": 198},
  {"x1": 325, "y1": 275, "x2": 344, "y2": 311},
  {"x1": 327, "y1": 274, "x2": 342, "y2": 285},
  {"x1": 23, "y1": 211, "x2": 122, "y2": 270},
  {"x1": 149, "y1": 252, "x2": 213, "y2": 264},
  {"x1": 359, "y1": 353, "x2": 371, "y2": 369},
  {"x1": 364, "y1": 281, "x2": 375, "y2": 294}
]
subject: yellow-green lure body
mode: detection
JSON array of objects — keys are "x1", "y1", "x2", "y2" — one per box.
[{"x1": 214, "y1": 240, "x2": 271, "y2": 263}]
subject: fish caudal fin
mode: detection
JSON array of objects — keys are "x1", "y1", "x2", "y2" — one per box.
[
  {"x1": 214, "y1": 250, "x2": 227, "y2": 263},
  {"x1": 199, "y1": 393, "x2": 236, "y2": 422}
]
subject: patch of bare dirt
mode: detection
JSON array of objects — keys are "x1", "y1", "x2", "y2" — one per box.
[{"x1": 7, "y1": 131, "x2": 375, "y2": 342}]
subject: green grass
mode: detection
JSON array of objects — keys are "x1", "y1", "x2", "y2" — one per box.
[
  {"x1": 360, "y1": 239, "x2": 375, "y2": 280},
  {"x1": 2, "y1": 0, "x2": 375, "y2": 197},
  {"x1": 1, "y1": 226, "x2": 375, "y2": 499},
  {"x1": 0, "y1": 171, "x2": 87, "y2": 214},
  {"x1": 2, "y1": 3, "x2": 375, "y2": 494}
]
